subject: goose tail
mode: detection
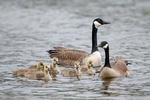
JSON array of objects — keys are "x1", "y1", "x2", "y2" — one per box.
[
  {"x1": 125, "y1": 60, "x2": 132, "y2": 66},
  {"x1": 47, "y1": 50, "x2": 60, "y2": 58},
  {"x1": 47, "y1": 50, "x2": 58, "y2": 54}
]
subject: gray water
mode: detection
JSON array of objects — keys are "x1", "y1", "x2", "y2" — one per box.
[{"x1": 0, "y1": 0, "x2": 150, "y2": 99}]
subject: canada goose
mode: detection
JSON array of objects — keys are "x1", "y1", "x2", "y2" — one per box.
[
  {"x1": 61, "y1": 61, "x2": 81, "y2": 80},
  {"x1": 49, "y1": 57, "x2": 60, "y2": 79},
  {"x1": 24, "y1": 62, "x2": 45, "y2": 80},
  {"x1": 13, "y1": 61, "x2": 44, "y2": 77},
  {"x1": 97, "y1": 41, "x2": 130, "y2": 79},
  {"x1": 47, "y1": 18, "x2": 110, "y2": 67}
]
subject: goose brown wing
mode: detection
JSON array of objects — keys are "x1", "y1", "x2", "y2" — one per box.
[{"x1": 47, "y1": 47, "x2": 89, "y2": 67}]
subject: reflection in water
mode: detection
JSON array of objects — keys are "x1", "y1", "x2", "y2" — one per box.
[
  {"x1": 100, "y1": 78, "x2": 122, "y2": 97},
  {"x1": 102, "y1": 78, "x2": 114, "y2": 90}
]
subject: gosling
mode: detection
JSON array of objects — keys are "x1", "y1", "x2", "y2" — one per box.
[
  {"x1": 24, "y1": 62, "x2": 45, "y2": 80},
  {"x1": 85, "y1": 60, "x2": 96, "y2": 75},
  {"x1": 49, "y1": 57, "x2": 60, "y2": 79},
  {"x1": 43, "y1": 64, "x2": 52, "y2": 82},
  {"x1": 61, "y1": 61, "x2": 81, "y2": 80},
  {"x1": 13, "y1": 61, "x2": 44, "y2": 77}
]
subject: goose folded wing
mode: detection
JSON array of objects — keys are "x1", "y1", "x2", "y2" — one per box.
[
  {"x1": 47, "y1": 48, "x2": 89, "y2": 66},
  {"x1": 111, "y1": 58, "x2": 128, "y2": 74}
]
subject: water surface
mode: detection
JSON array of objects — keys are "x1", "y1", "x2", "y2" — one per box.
[{"x1": 0, "y1": 0, "x2": 150, "y2": 99}]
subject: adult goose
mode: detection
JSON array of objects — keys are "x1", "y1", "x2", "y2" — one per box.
[
  {"x1": 47, "y1": 18, "x2": 110, "y2": 67},
  {"x1": 97, "y1": 41, "x2": 130, "y2": 79}
]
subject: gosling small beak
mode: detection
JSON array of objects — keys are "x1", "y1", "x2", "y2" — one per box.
[
  {"x1": 102, "y1": 21, "x2": 110, "y2": 25},
  {"x1": 48, "y1": 68, "x2": 50, "y2": 71},
  {"x1": 91, "y1": 64, "x2": 94, "y2": 68}
]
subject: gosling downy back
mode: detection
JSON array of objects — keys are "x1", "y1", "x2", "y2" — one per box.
[{"x1": 13, "y1": 69, "x2": 28, "y2": 77}]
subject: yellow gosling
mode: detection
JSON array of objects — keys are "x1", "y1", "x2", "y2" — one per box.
[
  {"x1": 13, "y1": 61, "x2": 44, "y2": 77},
  {"x1": 24, "y1": 62, "x2": 45, "y2": 80},
  {"x1": 61, "y1": 61, "x2": 81, "y2": 80},
  {"x1": 49, "y1": 57, "x2": 60, "y2": 79},
  {"x1": 43, "y1": 64, "x2": 52, "y2": 82},
  {"x1": 86, "y1": 60, "x2": 96, "y2": 75}
]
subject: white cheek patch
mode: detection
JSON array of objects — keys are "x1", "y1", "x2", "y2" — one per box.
[
  {"x1": 103, "y1": 44, "x2": 108, "y2": 49},
  {"x1": 94, "y1": 21, "x2": 101, "y2": 28}
]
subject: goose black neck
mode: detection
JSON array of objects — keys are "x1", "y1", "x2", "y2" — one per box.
[
  {"x1": 104, "y1": 47, "x2": 111, "y2": 68},
  {"x1": 91, "y1": 24, "x2": 98, "y2": 53}
]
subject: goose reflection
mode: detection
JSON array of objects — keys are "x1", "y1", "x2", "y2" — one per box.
[{"x1": 102, "y1": 78, "x2": 114, "y2": 90}]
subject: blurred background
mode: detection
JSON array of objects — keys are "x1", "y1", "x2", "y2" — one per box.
[{"x1": 0, "y1": 0, "x2": 150, "y2": 100}]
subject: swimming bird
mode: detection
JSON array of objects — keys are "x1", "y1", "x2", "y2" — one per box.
[
  {"x1": 97, "y1": 41, "x2": 130, "y2": 79},
  {"x1": 61, "y1": 61, "x2": 81, "y2": 80},
  {"x1": 85, "y1": 60, "x2": 96, "y2": 75},
  {"x1": 49, "y1": 57, "x2": 60, "y2": 79},
  {"x1": 24, "y1": 62, "x2": 45, "y2": 80},
  {"x1": 13, "y1": 69, "x2": 28, "y2": 77},
  {"x1": 43, "y1": 64, "x2": 52, "y2": 82},
  {"x1": 13, "y1": 61, "x2": 44, "y2": 77},
  {"x1": 47, "y1": 18, "x2": 110, "y2": 67}
]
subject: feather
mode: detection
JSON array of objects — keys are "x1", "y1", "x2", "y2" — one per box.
[{"x1": 47, "y1": 47, "x2": 89, "y2": 67}]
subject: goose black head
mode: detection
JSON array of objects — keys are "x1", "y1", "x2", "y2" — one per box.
[
  {"x1": 93, "y1": 18, "x2": 110, "y2": 28},
  {"x1": 98, "y1": 41, "x2": 109, "y2": 49}
]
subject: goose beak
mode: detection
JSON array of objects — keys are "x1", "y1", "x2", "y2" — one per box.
[
  {"x1": 91, "y1": 64, "x2": 94, "y2": 68},
  {"x1": 103, "y1": 21, "x2": 110, "y2": 25}
]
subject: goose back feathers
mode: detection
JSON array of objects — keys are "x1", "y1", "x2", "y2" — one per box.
[{"x1": 48, "y1": 48, "x2": 89, "y2": 67}]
